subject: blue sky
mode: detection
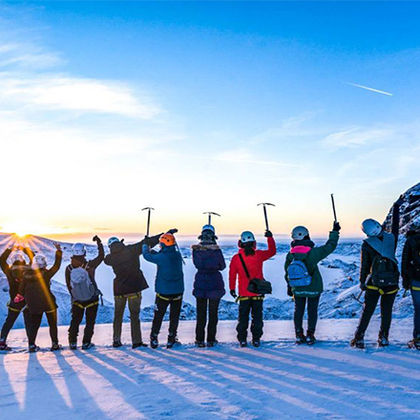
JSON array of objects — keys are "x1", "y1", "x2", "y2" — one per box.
[{"x1": 0, "y1": 1, "x2": 419, "y2": 238}]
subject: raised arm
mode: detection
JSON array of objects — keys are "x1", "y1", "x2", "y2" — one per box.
[
  {"x1": 0, "y1": 248, "x2": 12, "y2": 276},
  {"x1": 47, "y1": 246, "x2": 63, "y2": 278},
  {"x1": 89, "y1": 236, "x2": 105, "y2": 269},
  {"x1": 390, "y1": 197, "x2": 402, "y2": 247},
  {"x1": 132, "y1": 234, "x2": 162, "y2": 256},
  {"x1": 23, "y1": 247, "x2": 35, "y2": 265},
  {"x1": 258, "y1": 234, "x2": 277, "y2": 261},
  {"x1": 142, "y1": 244, "x2": 162, "y2": 264},
  {"x1": 310, "y1": 229, "x2": 339, "y2": 263}
]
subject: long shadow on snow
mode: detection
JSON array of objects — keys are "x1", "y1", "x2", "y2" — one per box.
[
  {"x1": 0, "y1": 354, "x2": 21, "y2": 410},
  {"x1": 128, "y1": 348, "x2": 343, "y2": 420},
  {"x1": 77, "y1": 349, "x2": 224, "y2": 419}
]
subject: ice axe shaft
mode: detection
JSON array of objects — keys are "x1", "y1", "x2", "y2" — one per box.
[
  {"x1": 141, "y1": 207, "x2": 155, "y2": 237},
  {"x1": 258, "y1": 203, "x2": 275, "y2": 231},
  {"x1": 331, "y1": 194, "x2": 337, "y2": 223},
  {"x1": 203, "y1": 211, "x2": 221, "y2": 225}
]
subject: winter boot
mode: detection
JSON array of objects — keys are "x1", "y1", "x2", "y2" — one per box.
[
  {"x1": 29, "y1": 344, "x2": 40, "y2": 353},
  {"x1": 51, "y1": 342, "x2": 62, "y2": 351},
  {"x1": 112, "y1": 340, "x2": 123, "y2": 348},
  {"x1": 306, "y1": 331, "x2": 316, "y2": 345},
  {"x1": 207, "y1": 340, "x2": 218, "y2": 348},
  {"x1": 252, "y1": 339, "x2": 261, "y2": 348},
  {"x1": 408, "y1": 337, "x2": 420, "y2": 350},
  {"x1": 195, "y1": 341, "x2": 206, "y2": 348},
  {"x1": 239, "y1": 341, "x2": 247, "y2": 348},
  {"x1": 82, "y1": 342, "x2": 95, "y2": 350},
  {"x1": 69, "y1": 342, "x2": 77, "y2": 350},
  {"x1": 167, "y1": 334, "x2": 179, "y2": 349},
  {"x1": 150, "y1": 335, "x2": 159, "y2": 349},
  {"x1": 295, "y1": 331, "x2": 306, "y2": 345},
  {"x1": 350, "y1": 334, "x2": 365, "y2": 349},
  {"x1": 0, "y1": 339, "x2": 11, "y2": 351},
  {"x1": 132, "y1": 342, "x2": 148, "y2": 349},
  {"x1": 378, "y1": 332, "x2": 389, "y2": 348}
]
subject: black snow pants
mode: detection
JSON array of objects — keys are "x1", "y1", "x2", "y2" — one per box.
[
  {"x1": 195, "y1": 297, "x2": 221, "y2": 343},
  {"x1": 236, "y1": 298, "x2": 263, "y2": 342},
  {"x1": 68, "y1": 300, "x2": 99, "y2": 344},
  {"x1": 151, "y1": 294, "x2": 183, "y2": 337},
  {"x1": 356, "y1": 288, "x2": 397, "y2": 338},
  {"x1": 293, "y1": 296, "x2": 320, "y2": 334},
  {"x1": 28, "y1": 310, "x2": 58, "y2": 346},
  {"x1": 1, "y1": 302, "x2": 30, "y2": 341}
]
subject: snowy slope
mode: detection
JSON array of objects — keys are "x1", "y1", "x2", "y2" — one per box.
[{"x1": 1, "y1": 319, "x2": 419, "y2": 420}]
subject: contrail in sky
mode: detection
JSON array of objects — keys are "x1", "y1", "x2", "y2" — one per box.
[{"x1": 347, "y1": 82, "x2": 393, "y2": 96}]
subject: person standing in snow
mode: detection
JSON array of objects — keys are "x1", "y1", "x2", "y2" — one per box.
[
  {"x1": 192, "y1": 225, "x2": 226, "y2": 347},
  {"x1": 66, "y1": 236, "x2": 104, "y2": 350},
  {"x1": 142, "y1": 231, "x2": 184, "y2": 349},
  {"x1": 229, "y1": 230, "x2": 276, "y2": 347},
  {"x1": 284, "y1": 222, "x2": 340, "y2": 345},
  {"x1": 104, "y1": 233, "x2": 163, "y2": 348},
  {"x1": 0, "y1": 246, "x2": 33, "y2": 351},
  {"x1": 401, "y1": 219, "x2": 420, "y2": 350},
  {"x1": 350, "y1": 198, "x2": 402, "y2": 349},
  {"x1": 21, "y1": 243, "x2": 63, "y2": 352}
]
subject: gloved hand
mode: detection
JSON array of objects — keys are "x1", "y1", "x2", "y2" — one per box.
[
  {"x1": 287, "y1": 285, "x2": 293, "y2": 297},
  {"x1": 265, "y1": 230, "x2": 273, "y2": 238},
  {"x1": 359, "y1": 282, "x2": 367, "y2": 291},
  {"x1": 54, "y1": 242, "x2": 62, "y2": 252},
  {"x1": 14, "y1": 294, "x2": 24, "y2": 304},
  {"x1": 333, "y1": 222, "x2": 341, "y2": 232},
  {"x1": 92, "y1": 235, "x2": 101, "y2": 243},
  {"x1": 230, "y1": 290, "x2": 237, "y2": 299},
  {"x1": 167, "y1": 228, "x2": 178, "y2": 235}
]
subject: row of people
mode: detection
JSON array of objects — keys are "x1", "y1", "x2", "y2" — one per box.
[{"x1": 0, "y1": 200, "x2": 418, "y2": 351}]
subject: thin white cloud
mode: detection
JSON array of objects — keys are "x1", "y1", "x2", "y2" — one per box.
[
  {"x1": 347, "y1": 82, "x2": 393, "y2": 96},
  {"x1": 322, "y1": 127, "x2": 394, "y2": 148},
  {"x1": 0, "y1": 76, "x2": 160, "y2": 119},
  {"x1": 216, "y1": 148, "x2": 298, "y2": 167}
]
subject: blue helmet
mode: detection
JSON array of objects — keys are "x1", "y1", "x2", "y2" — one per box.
[
  {"x1": 202, "y1": 224, "x2": 215, "y2": 234},
  {"x1": 240, "y1": 231, "x2": 255, "y2": 243},
  {"x1": 108, "y1": 237, "x2": 120, "y2": 247}
]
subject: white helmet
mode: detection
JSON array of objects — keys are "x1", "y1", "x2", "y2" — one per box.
[
  {"x1": 291, "y1": 226, "x2": 309, "y2": 240},
  {"x1": 240, "y1": 231, "x2": 255, "y2": 243},
  {"x1": 72, "y1": 243, "x2": 86, "y2": 257},
  {"x1": 108, "y1": 237, "x2": 120, "y2": 247},
  {"x1": 10, "y1": 251, "x2": 26, "y2": 264},
  {"x1": 33, "y1": 254, "x2": 47, "y2": 269},
  {"x1": 361, "y1": 219, "x2": 382, "y2": 237}
]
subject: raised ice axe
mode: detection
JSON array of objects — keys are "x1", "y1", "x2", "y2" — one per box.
[
  {"x1": 141, "y1": 207, "x2": 155, "y2": 237},
  {"x1": 331, "y1": 193, "x2": 338, "y2": 223},
  {"x1": 203, "y1": 211, "x2": 221, "y2": 225},
  {"x1": 257, "y1": 203, "x2": 275, "y2": 231}
]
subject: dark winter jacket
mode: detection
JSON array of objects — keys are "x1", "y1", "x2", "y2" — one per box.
[
  {"x1": 192, "y1": 244, "x2": 226, "y2": 299},
  {"x1": 360, "y1": 202, "x2": 400, "y2": 291},
  {"x1": 104, "y1": 234, "x2": 161, "y2": 296},
  {"x1": 0, "y1": 247, "x2": 33, "y2": 300},
  {"x1": 229, "y1": 237, "x2": 276, "y2": 297},
  {"x1": 285, "y1": 231, "x2": 339, "y2": 298},
  {"x1": 21, "y1": 250, "x2": 62, "y2": 314},
  {"x1": 65, "y1": 241, "x2": 104, "y2": 304},
  {"x1": 142, "y1": 244, "x2": 184, "y2": 295},
  {"x1": 401, "y1": 230, "x2": 420, "y2": 289}
]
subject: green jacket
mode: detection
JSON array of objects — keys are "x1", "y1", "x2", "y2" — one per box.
[{"x1": 284, "y1": 231, "x2": 339, "y2": 298}]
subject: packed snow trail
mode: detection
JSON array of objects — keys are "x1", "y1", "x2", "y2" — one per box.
[{"x1": 0, "y1": 319, "x2": 419, "y2": 420}]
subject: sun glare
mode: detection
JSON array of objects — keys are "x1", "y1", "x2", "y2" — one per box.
[{"x1": 1, "y1": 223, "x2": 46, "y2": 238}]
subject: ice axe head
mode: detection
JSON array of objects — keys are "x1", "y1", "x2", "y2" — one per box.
[
  {"x1": 203, "y1": 211, "x2": 221, "y2": 225},
  {"x1": 257, "y1": 203, "x2": 275, "y2": 231}
]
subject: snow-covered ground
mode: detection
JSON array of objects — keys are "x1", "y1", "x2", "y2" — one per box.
[{"x1": 1, "y1": 319, "x2": 419, "y2": 420}]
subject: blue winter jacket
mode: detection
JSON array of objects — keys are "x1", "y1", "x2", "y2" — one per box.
[
  {"x1": 192, "y1": 244, "x2": 226, "y2": 299},
  {"x1": 142, "y1": 244, "x2": 184, "y2": 295}
]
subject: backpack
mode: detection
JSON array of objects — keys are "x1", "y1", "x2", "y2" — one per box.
[
  {"x1": 287, "y1": 256, "x2": 312, "y2": 287},
  {"x1": 370, "y1": 256, "x2": 399, "y2": 287},
  {"x1": 69, "y1": 265, "x2": 96, "y2": 302}
]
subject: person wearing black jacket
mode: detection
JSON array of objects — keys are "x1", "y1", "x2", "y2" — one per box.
[
  {"x1": 21, "y1": 243, "x2": 63, "y2": 352},
  {"x1": 351, "y1": 198, "x2": 402, "y2": 349},
  {"x1": 104, "y1": 234, "x2": 161, "y2": 348},
  {"x1": 0, "y1": 246, "x2": 33, "y2": 351},
  {"x1": 66, "y1": 236, "x2": 104, "y2": 350},
  {"x1": 401, "y1": 224, "x2": 420, "y2": 349}
]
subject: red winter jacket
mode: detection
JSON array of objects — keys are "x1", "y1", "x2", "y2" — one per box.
[{"x1": 229, "y1": 237, "x2": 276, "y2": 297}]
